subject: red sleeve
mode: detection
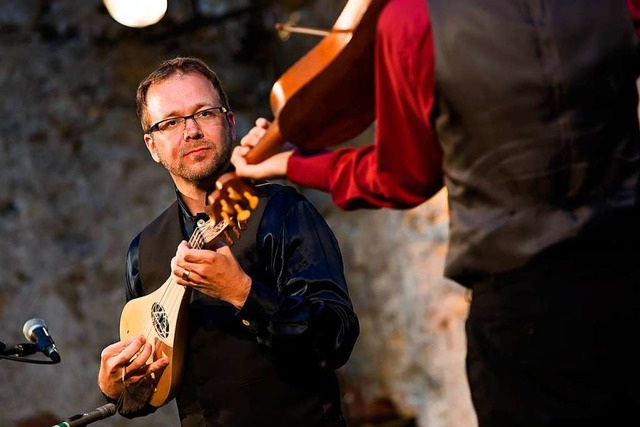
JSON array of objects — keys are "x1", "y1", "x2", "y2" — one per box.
[
  {"x1": 287, "y1": 0, "x2": 443, "y2": 210},
  {"x1": 626, "y1": 0, "x2": 640, "y2": 36}
]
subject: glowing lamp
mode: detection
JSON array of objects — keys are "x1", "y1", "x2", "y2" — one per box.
[{"x1": 103, "y1": 0, "x2": 168, "y2": 28}]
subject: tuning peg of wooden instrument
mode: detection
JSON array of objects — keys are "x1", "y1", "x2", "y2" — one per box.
[
  {"x1": 227, "y1": 187, "x2": 243, "y2": 201},
  {"x1": 219, "y1": 210, "x2": 231, "y2": 224},
  {"x1": 222, "y1": 230, "x2": 235, "y2": 246},
  {"x1": 243, "y1": 191, "x2": 259, "y2": 210},
  {"x1": 234, "y1": 204, "x2": 251, "y2": 222},
  {"x1": 230, "y1": 224, "x2": 241, "y2": 237},
  {"x1": 220, "y1": 199, "x2": 235, "y2": 215}
]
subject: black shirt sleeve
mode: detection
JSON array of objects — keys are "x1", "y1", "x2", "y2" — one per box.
[{"x1": 237, "y1": 187, "x2": 360, "y2": 369}]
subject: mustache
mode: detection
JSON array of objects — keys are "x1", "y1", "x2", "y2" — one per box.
[{"x1": 180, "y1": 140, "x2": 216, "y2": 155}]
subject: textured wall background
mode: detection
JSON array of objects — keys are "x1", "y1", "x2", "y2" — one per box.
[{"x1": 0, "y1": 1, "x2": 474, "y2": 426}]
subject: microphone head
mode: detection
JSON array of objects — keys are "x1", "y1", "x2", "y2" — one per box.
[
  {"x1": 22, "y1": 318, "x2": 47, "y2": 343},
  {"x1": 20, "y1": 318, "x2": 61, "y2": 363}
]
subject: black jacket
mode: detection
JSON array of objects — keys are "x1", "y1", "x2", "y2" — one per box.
[
  {"x1": 124, "y1": 182, "x2": 359, "y2": 426},
  {"x1": 428, "y1": 0, "x2": 640, "y2": 284}
]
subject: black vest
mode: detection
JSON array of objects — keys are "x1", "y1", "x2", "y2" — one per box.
[
  {"x1": 138, "y1": 183, "x2": 345, "y2": 427},
  {"x1": 427, "y1": 0, "x2": 640, "y2": 284}
]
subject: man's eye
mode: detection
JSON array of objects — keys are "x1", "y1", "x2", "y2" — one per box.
[
  {"x1": 197, "y1": 110, "x2": 212, "y2": 118},
  {"x1": 159, "y1": 119, "x2": 179, "y2": 130}
]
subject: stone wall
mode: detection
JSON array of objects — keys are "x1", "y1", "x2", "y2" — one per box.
[{"x1": 0, "y1": 1, "x2": 474, "y2": 426}]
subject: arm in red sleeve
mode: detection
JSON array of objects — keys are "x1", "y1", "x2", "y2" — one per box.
[
  {"x1": 287, "y1": 0, "x2": 443, "y2": 210},
  {"x1": 626, "y1": 0, "x2": 640, "y2": 36}
]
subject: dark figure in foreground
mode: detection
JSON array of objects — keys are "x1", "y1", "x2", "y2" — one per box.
[{"x1": 233, "y1": 0, "x2": 640, "y2": 425}]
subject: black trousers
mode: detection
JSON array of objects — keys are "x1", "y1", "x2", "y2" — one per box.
[{"x1": 466, "y1": 247, "x2": 640, "y2": 427}]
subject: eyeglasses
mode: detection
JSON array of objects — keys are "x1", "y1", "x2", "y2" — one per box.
[{"x1": 147, "y1": 106, "x2": 229, "y2": 134}]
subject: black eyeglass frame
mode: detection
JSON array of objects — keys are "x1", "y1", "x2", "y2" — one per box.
[{"x1": 147, "y1": 106, "x2": 229, "y2": 134}]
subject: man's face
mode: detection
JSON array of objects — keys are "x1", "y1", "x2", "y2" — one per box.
[{"x1": 143, "y1": 72, "x2": 236, "y2": 187}]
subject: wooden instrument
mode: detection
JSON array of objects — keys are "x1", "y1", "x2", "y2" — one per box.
[
  {"x1": 245, "y1": 0, "x2": 390, "y2": 164},
  {"x1": 118, "y1": 176, "x2": 259, "y2": 408}
]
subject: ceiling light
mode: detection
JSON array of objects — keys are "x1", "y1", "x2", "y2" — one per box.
[{"x1": 103, "y1": 0, "x2": 167, "y2": 28}]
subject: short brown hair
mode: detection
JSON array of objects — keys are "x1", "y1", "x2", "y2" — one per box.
[{"x1": 136, "y1": 57, "x2": 231, "y2": 132}]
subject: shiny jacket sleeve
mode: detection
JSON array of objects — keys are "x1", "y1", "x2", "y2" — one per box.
[{"x1": 237, "y1": 187, "x2": 359, "y2": 370}]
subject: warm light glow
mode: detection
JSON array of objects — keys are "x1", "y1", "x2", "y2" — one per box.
[{"x1": 103, "y1": 0, "x2": 167, "y2": 28}]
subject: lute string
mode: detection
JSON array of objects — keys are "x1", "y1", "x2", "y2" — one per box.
[{"x1": 142, "y1": 222, "x2": 210, "y2": 343}]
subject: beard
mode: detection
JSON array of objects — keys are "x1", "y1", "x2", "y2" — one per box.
[{"x1": 158, "y1": 130, "x2": 233, "y2": 185}]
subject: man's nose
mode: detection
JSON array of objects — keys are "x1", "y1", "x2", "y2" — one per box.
[{"x1": 183, "y1": 117, "x2": 203, "y2": 138}]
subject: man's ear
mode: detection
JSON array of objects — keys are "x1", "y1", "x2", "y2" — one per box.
[
  {"x1": 226, "y1": 111, "x2": 237, "y2": 141},
  {"x1": 143, "y1": 134, "x2": 161, "y2": 163}
]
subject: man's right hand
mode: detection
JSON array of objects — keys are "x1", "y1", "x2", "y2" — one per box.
[
  {"x1": 232, "y1": 117, "x2": 294, "y2": 180},
  {"x1": 97, "y1": 335, "x2": 169, "y2": 400}
]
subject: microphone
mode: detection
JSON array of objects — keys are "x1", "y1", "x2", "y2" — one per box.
[
  {"x1": 22, "y1": 318, "x2": 61, "y2": 363},
  {"x1": 50, "y1": 403, "x2": 117, "y2": 427}
]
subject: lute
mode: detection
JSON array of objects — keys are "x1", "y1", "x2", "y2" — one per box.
[{"x1": 118, "y1": 175, "x2": 259, "y2": 409}]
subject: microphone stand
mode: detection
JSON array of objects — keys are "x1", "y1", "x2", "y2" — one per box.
[
  {"x1": 50, "y1": 403, "x2": 117, "y2": 427},
  {"x1": 0, "y1": 341, "x2": 59, "y2": 364}
]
